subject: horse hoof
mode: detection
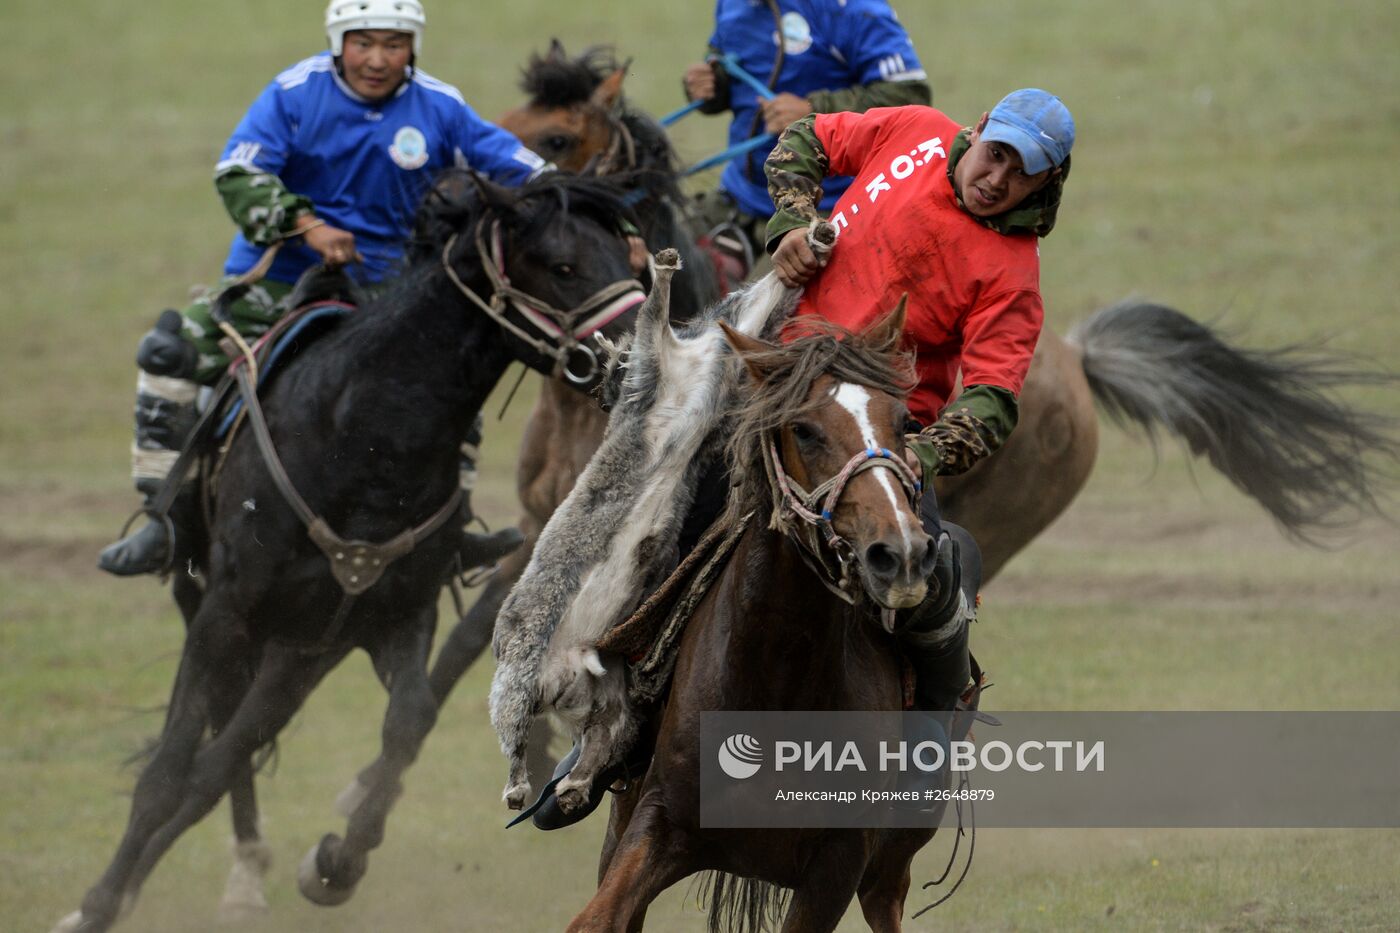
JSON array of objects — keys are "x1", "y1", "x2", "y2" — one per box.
[
  {"x1": 335, "y1": 776, "x2": 371, "y2": 818},
  {"x1": 50, "y1": 910, "x2": 86, "y2": 933},
  {"x1": 503, "y1": 782, "x2": 531, "y2": 811},
  {"x1": 220, "y1": 839, "x2": 272, "y2": 917},
  {"x1": 296, "y1": 836, "x2": 357, "y2": 908}
]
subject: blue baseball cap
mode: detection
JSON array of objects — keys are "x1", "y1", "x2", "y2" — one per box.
[{"x1": 980, "y1": 88, "x2": 1075, "y2": 176}]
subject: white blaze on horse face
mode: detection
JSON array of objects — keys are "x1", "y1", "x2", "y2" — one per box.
[{"x1": 831, "y1": 382, "x2": 917, "y2": 551}]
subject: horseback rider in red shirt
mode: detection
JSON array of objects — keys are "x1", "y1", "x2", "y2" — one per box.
[{"x1": 765, "y1": 88, "x2": 1075, "y2": 710}]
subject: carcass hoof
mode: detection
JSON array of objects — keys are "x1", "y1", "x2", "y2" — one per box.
[
  {"x1": 555, "y1": 780, "x2": 588, "y2": 815},
  {"x1": 503, "y1": 781, "x2": 531, "y2": 811},
  {"x1": 296, "y1": 835, "x2": 358, "y2": 908},
  {"x1": 335, "y1": 775, "x2": 372, "y2": 818}
]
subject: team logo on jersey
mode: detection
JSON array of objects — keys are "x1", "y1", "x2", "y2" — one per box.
[
  {"x1": 774, "y1": 12, "x2": 813, "y2": 55},
  {"x1": 389, "y1": 126, "x2": 429, "y2": 170}
]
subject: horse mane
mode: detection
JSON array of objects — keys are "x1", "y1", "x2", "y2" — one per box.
[
  {"x1": 519, "y1": 42, "x2": 623, "y2": 108},
  {"x1": 519, "y1": 40, "x2": 682, "y2": 179},
  {"x1": 723, "y1": 316, "x2": 916, "y2": 523},
  {"x1": 404, "y1": 168, "x2": 637, "y2": 267}
]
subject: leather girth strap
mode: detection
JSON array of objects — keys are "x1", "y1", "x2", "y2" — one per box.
[{"x1": 232, "y1": 366, "x2": 462, "y2": 596}]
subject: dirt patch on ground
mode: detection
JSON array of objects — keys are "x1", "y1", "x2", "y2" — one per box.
[
  {"x1": 0, "y1": 483, "x2": 130, "y2": 580},
  {"x1": 0, "y1": 533, "x2": 113, "y2": 581}
]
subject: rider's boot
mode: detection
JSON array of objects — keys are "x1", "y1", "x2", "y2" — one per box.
[
  {"x1": 454, "y1": 413, "x2": 524, "y2": 572},
  {"x1": 522, "y1": 736, "x2": 655, "y2": 831},
  {"x1": 99, "y1": 379, "x2": 199, "y2": 576},
  {"x1": 890, "y1": 533, "x2": 978, "y2": 806},
  {"x1": 900, "y1": 533, "x2": 975, "y2": 714}
]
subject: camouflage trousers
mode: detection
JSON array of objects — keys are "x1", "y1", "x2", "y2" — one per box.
[{"x1": 177, "y1": 277, "x2": 296, "y2": 385}]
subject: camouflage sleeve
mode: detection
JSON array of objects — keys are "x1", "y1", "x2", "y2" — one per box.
[
  {"x1": 763, "y1": 114, "x2": 829, "y2": 253},
  {"x1": 907, "y1": 384, "x2": 1020, "y2": 480},
  {"x1": 214, "y1": 165, "x2": 315, "y2": 246},
  {"x1": 806, "y1": 79, "x2": 931, "y2": 115}
]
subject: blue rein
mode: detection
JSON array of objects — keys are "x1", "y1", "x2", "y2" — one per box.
[{"x1": 665, "y1": 54, "x2": 780, "y2": 177}]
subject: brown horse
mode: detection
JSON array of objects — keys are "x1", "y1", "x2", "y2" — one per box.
[
  {"x1": 487, "y1": 44, "x2": 1393, "y2": 588},
  {"x1": 566, "y1": 308, "x2": 937, "y2": 932},
  {"x1": 415, "y1": 43, "x2": 1395, "y2": 809}
]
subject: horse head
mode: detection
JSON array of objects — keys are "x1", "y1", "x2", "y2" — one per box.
[
  {"x1": 498, "y1": 41, "x2": 630, "y2": 174},
  {"x1": 412, "y1": 169, "x2": 646, "y2": 388},
  {"x1": 721, "y1": 299, "x2": 937, "y2": 617}
]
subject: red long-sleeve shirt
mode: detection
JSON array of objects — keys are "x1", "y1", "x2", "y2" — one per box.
[{"x1": 794, "y1": 107, "x2": 1044, "y2": 424}]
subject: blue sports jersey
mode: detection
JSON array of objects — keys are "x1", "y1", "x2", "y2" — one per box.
[
  {"x1": 708, "y1": 0, "x2": 925, "y2": 217},
  {"x1": 218, "y1": 53, "x2": 545, "y2": 284}
]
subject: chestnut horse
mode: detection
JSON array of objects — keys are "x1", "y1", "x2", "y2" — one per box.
[
  {"x1": 425, "y1": 44, "x2": 1394, "y2": 735},
  {"x1": 567, "y1": 308, "x2": 938, "y2": 932}
]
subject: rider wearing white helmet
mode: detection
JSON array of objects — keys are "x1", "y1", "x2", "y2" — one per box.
[
  {"x1": 99, "y1": 1, "x2": 546, "y2": 577},
  {"x1": 325, "y1": 0, "x2": 427, "y2": 57}
]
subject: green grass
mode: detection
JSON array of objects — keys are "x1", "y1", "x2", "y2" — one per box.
[{"x1": 3, "y1": 0, "x2": 1399, "y2": 929}]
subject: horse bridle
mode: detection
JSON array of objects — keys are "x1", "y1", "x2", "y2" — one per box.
[
  {"x1": 765, "y1": 435, "x2": 923, "y2": 607},
  {"x1": 441, "y1": 215, "x2": 646, "y2": 385}
]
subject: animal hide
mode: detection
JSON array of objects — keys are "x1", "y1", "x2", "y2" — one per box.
[{"x1": 488, "y1": 241, "x2": 814, "y2": 811}]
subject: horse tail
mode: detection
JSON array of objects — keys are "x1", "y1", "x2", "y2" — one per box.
[
  {"x1": 692, "y1": 871, "x2": 791, "y2": 933},
  {"x1": 1068, "y1": 300, "x2": 1398, "y2": 540}
]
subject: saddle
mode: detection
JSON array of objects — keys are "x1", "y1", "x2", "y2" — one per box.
[{"x1": 212, "y1": 299, "x2": 356, "y2": 440}]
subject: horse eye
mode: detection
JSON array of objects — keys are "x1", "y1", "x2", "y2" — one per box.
[
  {"x1": 543, "y1": 134, "x2": 575, "y2": 153},
  {"x1": 551, "y1": 262, "x2": 576, "y2": 278},
  {"x1": 791, "y1": 422, "x2": 818, "y2": 444}
]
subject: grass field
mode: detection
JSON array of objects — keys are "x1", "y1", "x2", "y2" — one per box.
[{"x1": 3, "y1": 1, "x2": 1399, "y2": 930}]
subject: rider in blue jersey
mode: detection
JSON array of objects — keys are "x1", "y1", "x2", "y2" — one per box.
[
  {"x1": 682, "y1": 0, "x2": 930, "y2": 261},
  {"x1": 99, "y1": 0, "x2": 545, "y2": 577}
]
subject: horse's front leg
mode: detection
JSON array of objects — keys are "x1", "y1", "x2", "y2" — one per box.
[
  {"x1": 108, "y1": 644, "x2": 339, "y2": 919},
  {"x1": 780, "y1": 835, "x2": 870, "y2": 933},
  {"x1": 567, "y1": 791, "x2": 696, "y2": 933},
  {"x1": 53, "y1": 604, "x2": 253, "y2": 933},
  {"x1": 856, "y1": 828, "x2": 935, "y2": 933},
  {"x1": 299, "y1": 609, "x2": 437, "y2": 907},
  {"x1": 219, "y1": 768, "x2": 273, "y2": 920}
]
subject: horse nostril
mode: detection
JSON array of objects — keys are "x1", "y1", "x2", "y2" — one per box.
[
  {"x1": 916, "y1": 534, "x2": 937, "y2": 579},
  {"x1": 864, "y1": 541, "x2": 900, "y2": 580}
]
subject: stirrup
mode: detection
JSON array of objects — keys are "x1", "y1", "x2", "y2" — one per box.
[{"x1": 98, "y1": 507, "x2": 176, "y2": 577}]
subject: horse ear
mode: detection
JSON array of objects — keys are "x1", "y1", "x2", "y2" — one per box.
[
  {"x1": 546, "y1": 38, "x2": 567, "y2": 63},
  {"x1": 719, "y1": 320, "x2": 779, "y2": 381},
  {"x1": 590, "y1": 68, "x2": 626, "y2": 112},
  {"x1": 861, "y1": 294, "x2": 908, "y2": 352}
]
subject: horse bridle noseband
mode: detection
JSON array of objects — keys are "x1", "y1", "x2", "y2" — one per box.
[
  {"x1": 766, "y1": 436, "x2": 923, "y2": 607},
  {"x1": 441, "y1": 216, "x2": 646, "y2": 385}
]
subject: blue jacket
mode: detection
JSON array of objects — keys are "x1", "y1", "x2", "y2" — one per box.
[
  {"x1": 218, "y1": 53, "x2": 545, "y2": 283},
  {"x1": 709, "y1": 0, "x2": 925, "y2": 217}
]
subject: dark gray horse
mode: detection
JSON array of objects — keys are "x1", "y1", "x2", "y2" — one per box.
[{"x1": 54, "y1": 172, "x2": 646, "y2": 932}]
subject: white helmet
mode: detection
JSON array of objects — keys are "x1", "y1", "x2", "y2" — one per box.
[{"x1": 325, "y1": 0, "x2": 426, "y2": 57}]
